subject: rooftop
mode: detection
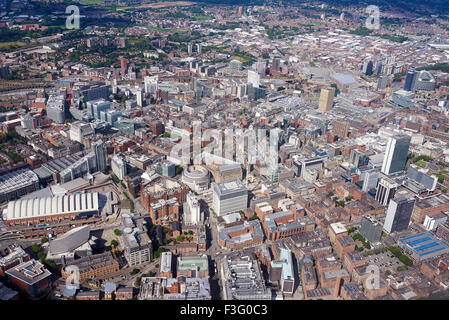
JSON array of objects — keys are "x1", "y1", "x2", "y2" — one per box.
[
  {"x1": 5, "y1": 259, "x2": 51, "y2": 285},
  {"x1": 5, "y1": 192, "x2": 100, "y2": 221},
  {"x1": 330, "y1": 222, "x2": 347, "y2": 235}
]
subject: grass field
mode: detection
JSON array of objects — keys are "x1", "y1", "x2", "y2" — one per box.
[
  {"x1": 0, "y1": 41, "x2": 28, "y2": 50},
  {"x1": 79, "y1": 0, "x2": 106, "y2": 5},
  {"x1": 118, "y1": 1, "x2": 196, "y2": 10},
  {"x1": 415, "y1": 160, "x2": 428, "y2": 168}
]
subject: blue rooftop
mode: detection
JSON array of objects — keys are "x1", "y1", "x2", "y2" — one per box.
[{"x1": 399, "y1": 232, "x2": 449, "y2": 259}]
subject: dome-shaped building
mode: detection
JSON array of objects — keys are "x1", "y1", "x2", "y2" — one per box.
[{"x1": 181, "y1": 165, "x2": 210, "y2": 192}]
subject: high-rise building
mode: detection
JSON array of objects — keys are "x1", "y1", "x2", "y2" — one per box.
[
  {"x1": 87, "y1": 99, "x2": 111, "y2": 120},
  {"x1": 403, "y1": 67, "x2": 416, "y2": 91},
  {"x1": 230, "y1": 59, "x2": 243, "y2": 71},
  {"x1": 100, "y1": 109, "x2": 122, "y2": 125},
  {"x1": 20, "y1": 114, "x2": 38, "y2": 130},
  {"x1": 350, "y1": 149, "x2": 369, "y2": 168},
  {"x1": 423, "y1": 213, "x2": 447, "y2": 232},
  {"x1": 362, "y1": 60, "x2": 373, "y2": 76},
  {"x1": 75, "y1": 83, "x2": 110, "y2": 105},
  {"x1": 318, "y1": 87, "x2": 335, "y2": 113},
  {"x1": 144, "y1": 76, "x2": 158, "y2": 95},
  {"x1": 187, "y1": 42, "x2": 193, "y2": 55},
  {"x1": 0, "y1": 64, "x2": 9, "y2": 78},
  {"x1": 59, "y1": 153, "x2": 97, "y2": 183},
  {"x1": 375, "y1": 176, "x2": 399, "y2": 206},
  {"x1": 196, "y1": 43, "x2": 202, "y2": 54},
  {"x1": 271, "y1": 57, "x2": 281, "y2": 73},
  {"x1": 70, "y1": 121, "x2": 94, "y2": 143},
  {"x1": 381, "y1": 134, "x2": 411, "y2": 175},
  {"x1": 383, "y1": 195, "x2": 416, "y2": 234},
  {"x1": 374, "y1": 59, "x2": 383, "y2": 75},
  {"x1": 253, "y1": 58, "x2": 266, "y2": 76},
  {"x1": 247, "y1": 84, "x2": 266, "y2": 101},
  {"x1": 362, "y1": 170, "x2": 379, "y2": 192},
  {"x1": 92, "y1": 140, "x2": 107, "y2": 172},
  {"x1": 247, "y1": 70, "x2": 260, "y2": 88},
  {"x1": 117, "y1": 37, "x2": 128, "y2": 48},
  {"x1": 237, "y1": 83, "x2": 248, "y2": 98},
  {"x1": 360, "y1": 215, "x2": 383, "y2": 243},
  {"x1": 136, "y1": 87, "x2": 143, "y2": 107},
  {"x1": 120, "y1": 57, "x2": 128, "y2": 70},
  {"x1": 111, "y1": 153, "x2": 127, "y2": 180},
  {"x1": 212, "y1": 180, "x2": 248, "y2": 216},
  {"x1": 184, "y1": 192, "x2": 202, "y2": 225},
  {"x1": 46, "y1": 90, "x2": 67, "y2": 124},
  {"x1": 377, "y1": 76, "x2": 388, "y2": 90},
  {"x1": 121, "y1": 213, "x2": 152, "y2": 267},
  {"x1": 332, "y1": 120, "x2": 350, "y2": 139}
]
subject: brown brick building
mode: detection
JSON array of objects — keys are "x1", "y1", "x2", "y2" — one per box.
[
  {"x1": 61, "y1": 252, "x2": 119, "y2": 281},
  {"x1": 334, "y1": 236, "x2": 356, "y2": 259}
]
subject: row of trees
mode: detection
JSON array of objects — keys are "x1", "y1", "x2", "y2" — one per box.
[
  {"x1": 389, "y1": 246, "x2": 414, "y2": 267},
  {"x1": 31, "y1": 243, "x2": 57, "y2": 270}
]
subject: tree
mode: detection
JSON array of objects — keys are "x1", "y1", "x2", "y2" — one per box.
[
  {"x1": 249, "y1": 214, "x2": 259, "y2": 221},
  {"x1": 347, "y1": 227, "x2": 356, "y2": 234},
  {"x1": 114, "y1": 229, "x2": 122, "y2": 236},
  {"x1": 153, "y1": 247, "x2": 166, "y2": 259},
  {"x1": 134, "y1": 276, "x2": 141, "y2": 287},
  {"x1": 130, "y1": 268, "x2": 139, "y2": 275},
  {"x1": 111, "y1": 174, "x2": 120, "y2": 184},
  {"x1": 110, "y1": 240, "x2": 119, "y2": 248},
  {"x1": 32, "y1": 243, "x2": 40, "y2": 254},
  {"x1": 175, "y1": 166, "x2": 183, "y2": 175},
  {"x1": 44, "y1": 259, "x2": 56, "y2": 270},
  {"x1": 37, "y1": 252, "x2": 45, "y2": 261},
  {"x1": 41, "y1": 237, "x2": 48, "y2": 244}
]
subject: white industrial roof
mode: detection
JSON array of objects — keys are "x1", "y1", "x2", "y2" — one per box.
[{"x1": 4, "y1": 192, "x2": 100, "y2": 221}]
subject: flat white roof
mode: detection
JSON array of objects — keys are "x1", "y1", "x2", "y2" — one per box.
[{"x1": 330, "y1": 222, "x2": 347, "y2": 234}]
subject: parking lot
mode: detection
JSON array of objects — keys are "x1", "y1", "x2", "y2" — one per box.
[{"x1": 365, "y1": 251, "x2": 404, "y2": 273}]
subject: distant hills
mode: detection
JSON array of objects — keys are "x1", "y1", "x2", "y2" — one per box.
[{"x1": 193, "y1": 0, "x2": 449, "y2": 15}]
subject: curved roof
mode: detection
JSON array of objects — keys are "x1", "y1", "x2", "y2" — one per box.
[
  {"x1": 5, "y1": 192, "x2": 100, "y2": 221},
  {"x1": 183, "y1": 165, "x2": 209, "y2": 179}
]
